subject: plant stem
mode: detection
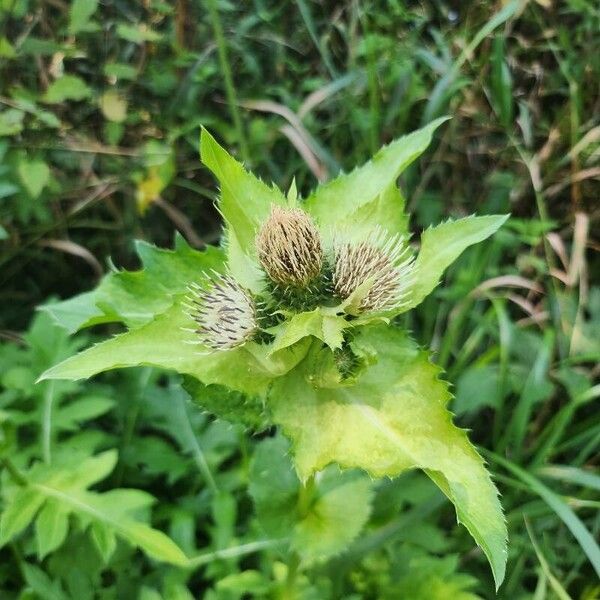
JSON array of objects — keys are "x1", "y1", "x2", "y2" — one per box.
[
  {"x1": 1, "y1": 457, "x2": 27, "y2": 486},
  {"x1": 41, "y1": 381, "x2": 54, "y2": 464},
  {"x1": 283, "y1": 474, "x2": 316, "y2": 597},
  {"x1": 205, "y1": 0, "x2": 249, "y2": 163}
]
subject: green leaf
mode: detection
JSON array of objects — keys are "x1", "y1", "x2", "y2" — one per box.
[
  {"x1": 32, "y1": 485, "x2": 188, "y2": 566},
  {"x1": 249, "y1": 436, "x2": 373, "y2": 563},
  {"x1": 303, "y1": 118, "x2": 448, "y2": 242},
  {"x1": 0, "y1": 36, "x2": 16, "y2": 58},
  {"x1": 0, "y1": 488, "x2": 45, "y2": 545},
  {"x1": 40, "y1": 300, "x2": 277, "y2": 396},
  {"x1": 400, "y1": 215, "x2": 510, "y2": 313},
  {"x1": 294, "y1": 475, "x2": 373, "y2": 563},
  {"x1": 90, "y1": 521, "x2": 117, "y2": 563},
  {"x1": 35, "y1": 501, "x2": 69, "y2": 559},
  {"x1": 269, "y1": 308, "x2": 347, "y2": 354},
  {"x1": 270, "y1": 326, "x2": 507, "y2": 587},
  {"x1": 183, "y1": 378, "x2": 268, "y2": 429},
  {"x1": 53, "y1": 396, "x2": 115, "y2": 431},
  {"x1": 42, "y1": 236, "x2": 225, "y2": 333},
  {"x1": 100, "y1": 90, "x2": 127, "y2": 123},
  {"x1": 68, "y1": 0, "x2": 99, "y2": 34},
  {"x1": 22, "y1": 563, "x2": 68, "y2": 600},
  {"x1": 116, "y1": 23, "x2": 162, "y2": 44},
  {"x1": 17, "y1": 158, "x2": 50, "y2": 199},
  {"x1": 200, "y1": 128, "x2": 287, "y2": 289},
  {"x1": 42, "y1": 75, "x2": 92, "y2": 103},
  {"x1": 0, "y1": 108, "x2": 24, "y2": 136}
]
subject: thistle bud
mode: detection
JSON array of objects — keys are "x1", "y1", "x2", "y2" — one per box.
[
  {"x1": 185, "y1": 275, "x2": 258, "y2": 351},
  {"x1": 333, "y1": 229, "x2": 414, "y2": 313},
  {"x1": 256, "y1": 206, "x2": 323, "y2": 288}
]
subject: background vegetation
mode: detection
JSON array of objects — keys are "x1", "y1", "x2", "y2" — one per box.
[{"x1": 0, "y1": 0, "x2": 598, "y2": 598}]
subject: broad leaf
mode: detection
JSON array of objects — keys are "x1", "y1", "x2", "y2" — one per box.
[
  {"x1": 249, "y1": 436, "x2": 373, "y2": 563},
  {"x1": 42, "y1": 235, "x2": 224, "y2": 333},
  {"x1": 398, "y1": 214, "x2": 510, "y2": 314},
  {"x1": 40, "y1": 300, "x2": 308, "y2": 396},
  {"x1": 270, "y1": 325, "x2": 507, "y2": 587},
  {"x1": 303, "y1": 118, "x2": 448, "y2": 241}
]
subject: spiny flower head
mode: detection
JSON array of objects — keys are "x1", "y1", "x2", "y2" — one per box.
[
  {"x1": 185, "y1": 274, "x2": 258, "y2": 350},
  {"x1": 256, "y1": 205, "x2": 323, "y2": 288},
  {"x1": 333, "y1": 228, "x2": 414, "y2": 313}
]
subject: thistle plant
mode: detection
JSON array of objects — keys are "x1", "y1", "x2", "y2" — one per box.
[{"x1": 41, "y1": 119, "x2": 509, "y2": 587}]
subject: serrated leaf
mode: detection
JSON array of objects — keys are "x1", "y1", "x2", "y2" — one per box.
[
  {"x1": 200, "y1": 128, "x2": 287, "y2": 289},
  {"x1": 35, "y1": 501, "x2": 69, "y2": 559},
  {"x1": 270, "y1": 325, "x2": 507, "y2": 586},
  {"x1": 249, "y1": 436, "x2": 373, "y2": 563},
  {"x1": 303, "y1": 118, "x2": 448, "y2": 241},
  {"x1": 42, "y1": 236, "x2": 224, "y2": 333},
  {"x1": 40, "y1": 300, "x2": 278, "y2": 395},
  {"x1": 183, "y1": 378, "x2": 268, "y2": 429},
  {"x1": 399, "y1": 214, "x2": 510, "y2": 314},
  {"x1": 294, "y1": 475, "x2": 373, "y2": 563}
]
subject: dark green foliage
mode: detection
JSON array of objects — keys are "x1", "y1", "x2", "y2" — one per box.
[{"x1": 0, "y1": 0, "x2": 598, "y2": 598}]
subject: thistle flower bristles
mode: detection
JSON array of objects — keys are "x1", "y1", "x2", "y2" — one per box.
[
  {"x1": 332, "y1": 228, "x2": 415, "y2": 313},
  {"x1": 184, "y1": 274, "x2": 258, "y2": 351},
  {"x1": 256, "y1": 206, "x2": 323, "y2": 288}
]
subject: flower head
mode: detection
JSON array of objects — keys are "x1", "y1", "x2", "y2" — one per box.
[
  {"x1": 256, "y1": 206, "x2": 323, "y2": 288},
  {"x1": 185, "y1": 274, "x2": 258, "y2": 350},
  {"x1": 333, "y1": 229, "x2": 414, "y2": 313}
]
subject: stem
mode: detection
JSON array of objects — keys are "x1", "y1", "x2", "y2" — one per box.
[
  {"x1": 205, "y1": 0, "x2": 249, "y2": 163},
  {"x1": 283, "y1": 474, "x2": 316, "y2": 597},
  {"x1": 1, "y1": 457, "x2": 27, "y2": 486},
  {"x1": 41, "y1": 381, "x2": 54, "y2": 464}
]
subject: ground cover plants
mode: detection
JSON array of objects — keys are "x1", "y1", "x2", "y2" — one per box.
[{"x1": 0, "y1": 1, "x2": 598, "y2": 598}]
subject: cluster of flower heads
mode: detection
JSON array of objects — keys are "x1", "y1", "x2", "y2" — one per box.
[{"x1": 186, "y1": 205, "x2": 414, "y2": 352}]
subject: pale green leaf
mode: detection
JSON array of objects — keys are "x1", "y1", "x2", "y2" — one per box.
[
  {"x1": 400, "y1": 214, "x2": 510, "y2": 314},
  {"x1": 68, "y1": 0, "x2": 99, "y2": 34},
  {"x1": 40, "y1": 300, "x2": 286, "y2": 396},
  {"x1": 200, "y1": 128, "x2": 287, "y2": 289},
  {"x1": 303, "y1": 118, "x2": 448, "y2": 241},
  {"x1": 294, "y1": 475, "x2": 373, "y2": 563},
  {"x1": 0, "y1": 488, "x2": 45, "y2": 545},
  {"x1": 35, "y1": 501, "x2": 69, "y2": 559},
  {"x1": 18, "y1": 158, "x2": 50, "y2": 199},
  {"x1": 100, "y1": 90, "x2": 127, "y2": 122},
  {"x1": 43, "y1": 75, "x2": 92, "y2": 103},
  {"x1": 42, "y1": 236, "x2": 224, "y2": 332},
  {"x1": 249, "y1": 436, "x2": 373, "y2": 563},
  {"x1": 269, "y1": 308, "x2": 346, "y2": 354},
  {"x1": 270, "y1": 326, "x2": 507, "y2": 586}
]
